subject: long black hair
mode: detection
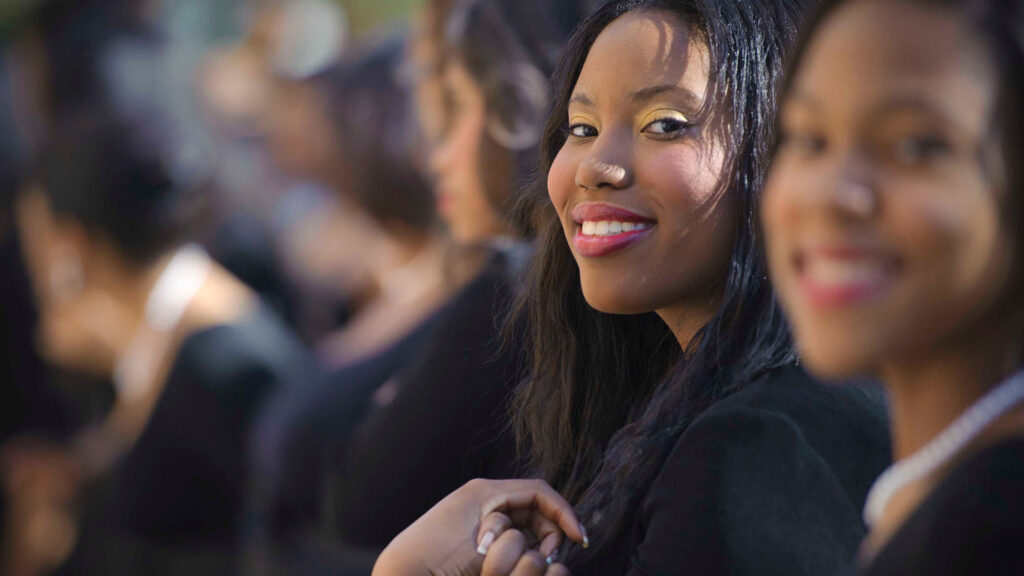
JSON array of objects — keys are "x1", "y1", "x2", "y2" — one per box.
[{"x1": 509, "y1": 0, "x2": 813, "y2": 570}]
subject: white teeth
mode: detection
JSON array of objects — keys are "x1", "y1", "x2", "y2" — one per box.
[
  {"x1": 579, "y1": 220, "x2": 650, "y2": 237},
  {"x1": 806, "y1": 258, "x2": 888, "y2": 286}
]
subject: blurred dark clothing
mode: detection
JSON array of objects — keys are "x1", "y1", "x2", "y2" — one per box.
[
  {"x1": 204, "y1": 210, "x2": 304, "y2": 335},
  {"x1": 0, "y1": 235, "x2": 78, "y2": 441},
  {"x1": 57, "y1": 303, "x2": 310, "y2": 576},
  {"x1": 860, "y1": 437, "x2": 1024, "y2": 576},
  {"x1": 253, "y1": 299, "x2": 448, "y2": 540},
  {"x1": 572, "y1": 367, "x2": 890, "y2": 576},
  {"x1": 328, "y1": 247, "x2": 527, "y2": 547},
  {"x1": 250, "y1": 246, "x2": 529, "y2": 574}
]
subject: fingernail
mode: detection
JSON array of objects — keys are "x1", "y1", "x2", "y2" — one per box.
[
  {"x1": 476, "y1": 531, "x2": 496, "y2": 555},
  {"x1": 545, "y1": 548, "x2": 560, "y2": 565},
  {"x1": 581, "y1": 525, "x2": 590, "y2": 549}
]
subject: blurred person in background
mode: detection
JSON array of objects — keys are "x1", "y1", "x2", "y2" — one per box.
[
  {"x1": 1, "y1": 3, "x2": 309, "y2": 575},
  {"x1": 251, "y1": 0, "x2": 590, "y2": 573},
  {"x1": 319, "y1": 0, "x2": 590, "y2": 557},
  {"x1": 197, "y1": 0, "x2": 350, "y2": 342},
  {"x1": 251, "y1": 35, "x2": 458, "y2": 556}
]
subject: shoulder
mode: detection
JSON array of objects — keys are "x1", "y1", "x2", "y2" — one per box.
[
  {"x1": 175, "y1": 303, "x2": 311, "y2": 406},
  {"x1": 632, "y1": 366, "x2": 889, "y2": 576},
  {"x1": 864, "y1": 438, "x2": 1024, "y2": 576}
]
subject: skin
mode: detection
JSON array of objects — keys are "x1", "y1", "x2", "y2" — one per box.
[
  {"x1": 548, "y1": 10, "x2": 735, "y2": 346},
  {"x1": 430, "y1": 59, "x2": 506, "y2": 244},
  {"x1": 763, "y1": 0, "x2": 1023, "y2": 554},
  {"x1": 372, "y1": 479, "x2": 584, "y2": 576}
]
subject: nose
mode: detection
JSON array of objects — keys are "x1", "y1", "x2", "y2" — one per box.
[
  {"x1": 818, "y1": 149, "x2": 879, "y2": 219},
  {"x1": 429, "y1": 131, "x2": 454, "y2": 178},
  {"x1": 575, "y1": 133, "x2": 633, "y2": 191}
]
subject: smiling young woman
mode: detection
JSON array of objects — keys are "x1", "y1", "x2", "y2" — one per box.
[
  {"x1": 764, "y1": 0, "x2": 1024, "y2": 574},
  {"x1": 371, "y1": 1, "x2": 891, "y2": 575}
]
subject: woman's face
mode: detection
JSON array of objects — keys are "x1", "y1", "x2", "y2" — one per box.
[
  {"x1": 429, "y1": 59, "x2": 504, "y2": 244},
  {"x1": 15, "y1": 190, "x2": 122, "y2": 376},
  {"x1": 548, "y1": 10, "x2": 735, "y2": 316},
  {"x1": 764, "y1": 0, "x2": 1014, "y2": 378}
]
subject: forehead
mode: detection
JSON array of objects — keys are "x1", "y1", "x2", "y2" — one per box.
[
  {"x1": 792, "y1": 0, "x2": 996, "y2": 123},
  {"x1": 573, "y1": 10, "x2": 710, "y2": 105}
]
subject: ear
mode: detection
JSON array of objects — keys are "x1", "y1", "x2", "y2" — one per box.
[{"x1": 14, "y1": 185, "x2": 92, "y2": 304}]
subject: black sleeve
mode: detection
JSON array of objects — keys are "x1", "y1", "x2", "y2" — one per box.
[
  {"x1": 630, "y1": 406, "x2": 865, "y2": 576},
  {"x1": 329, "y1": 273, "x2": 522, "y2": 547}
]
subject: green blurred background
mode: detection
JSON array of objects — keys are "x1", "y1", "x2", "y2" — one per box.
[{"x1": 1, "y1": 0, "x2": 424, "y2": 44}]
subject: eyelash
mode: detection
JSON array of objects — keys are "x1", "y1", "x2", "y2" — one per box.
[
  {"x1": 568, "y1": 123, "x2": 598, "y2": 138},
  {"x1": 566, "y1": 117, "x2": 693, "y2": 140},
  {"x1": 642, "y1": 117, "x2": 692, "y2": 137}
]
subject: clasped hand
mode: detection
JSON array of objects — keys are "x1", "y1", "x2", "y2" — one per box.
[{"x1": 373, "y1": 479, "x2": 587, "y2": 576}]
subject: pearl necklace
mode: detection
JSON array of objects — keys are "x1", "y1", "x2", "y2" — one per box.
[{"x1": 864, "y1": 369, "x2": 1024, "y2": 526}]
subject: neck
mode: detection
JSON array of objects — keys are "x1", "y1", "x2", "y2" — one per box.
[
  {"x1": 656, "y1": 293, "x2": 722, "y2": 351},
  {"x1": 94, "y1": 248, "x2": 181, "y2": 361},
  {"x1": 881, "y1": 321, "x2": 1022, "y2": 461}
]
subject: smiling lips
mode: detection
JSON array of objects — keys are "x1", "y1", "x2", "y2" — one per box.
[
  {"x1": 572, "y1": 203, "x2": 656, "y2": 258},
  {"x1": 795, "y1": 246, "x2": 901, "y2": 307}
]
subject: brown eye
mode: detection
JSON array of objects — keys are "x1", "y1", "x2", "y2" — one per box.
[
  {"x1": 642, "y1": 117, "x2": 691, "y2": 136},
  {"x1": 892, "y1": 136, "x2": 950, "y2": 165},
  {"x1": 569, "y1": 123, "x2": 598, "y2": 138},
  {"x1": 780, "y1": 130, "x2": 826, "y2": 155}
]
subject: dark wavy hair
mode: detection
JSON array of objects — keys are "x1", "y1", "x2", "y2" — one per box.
[
  {"x1": 442, "y1": 0, "x2": 591, "y2": 234},
  {"x1": 313, "y1": 37, "x2": 437, "y2": 237},
  {"x1": 508, "y1": 0, "x2": 813, "y2": 570},
  {"x1": 34, "y1": 9, "x2": 211, "y2": 266}
]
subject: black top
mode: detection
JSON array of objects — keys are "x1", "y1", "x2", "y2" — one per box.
[
  {"x1": 582, "y1": 366, "x2": 891, "y2": 576},
  {"x1": 60, "y1": 304, "x2": 310, "y2": 576},
  {"x1": 328, "y1": 250, "x2": 526, "y2": 548},
  {"x1": 861, "y1": 437, "x2": 1024, "y2": 576},
  {"x1": 252, "y1": 301, "x2": 448, "y2": 538}
]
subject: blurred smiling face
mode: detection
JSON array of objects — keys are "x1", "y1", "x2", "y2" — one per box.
[
  {"x1": 764, "y1": 0, "x2": 1015, "y2": 378},
  {"x1": 548, "y1": 10, "x2": 735, "y2": 315}
]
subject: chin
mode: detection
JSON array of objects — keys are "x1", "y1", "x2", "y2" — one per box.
[
  {"x1": 796, "y1": 340, "x2": 879, "y2": 382},
  {"x1": 580, "y1": 281, "x2": 657, "y2": 316}
]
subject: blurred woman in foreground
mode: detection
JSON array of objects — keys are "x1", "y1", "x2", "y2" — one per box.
[{"x1": 764, "y1": 0, "x2": 1024, "y2": 574}]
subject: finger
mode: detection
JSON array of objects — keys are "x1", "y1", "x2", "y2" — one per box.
[
  {"x1": 508, "y1": 550, "x2": 547, "y2": 576},
  {"x1": 545, "y1": 563, "x2": 572, "y2": 576},
  {"x1": 506, "y1": 506, "x2": 565, "y2": 558},
  {"x1": 476, "y1": 511, "x2": 512, "y2": 555},
  {"x1": 481, "y1": 529, "x2": 527, "y2": 576},
  {"x1": 483, "y1": 480, "x2": 587, "y2": 546}
]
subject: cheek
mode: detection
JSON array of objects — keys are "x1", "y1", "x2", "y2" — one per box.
[
  {"x1": 894, "y1": 177, "x2": 1004, "y2": 307},
  {"x1": 761, "y1": 163, "x2": 804, "y2": 299},
  {"x1": 547, "y1": 146, "x2": 577, "y2": 213},
  {"x1": 649, "y1": 146, "x2": 733, "y2": 251}
]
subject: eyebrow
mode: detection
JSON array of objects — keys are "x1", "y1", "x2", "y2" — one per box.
[
  {"x1": 569, "y1": 93, "x2": 595, "y2": 107},
  {"x1": 568, "y1": 85, "x2": 703, "y2": 109},
  {"x1": 629, "y1": 84, "x2": 702, "y2": 108}
]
